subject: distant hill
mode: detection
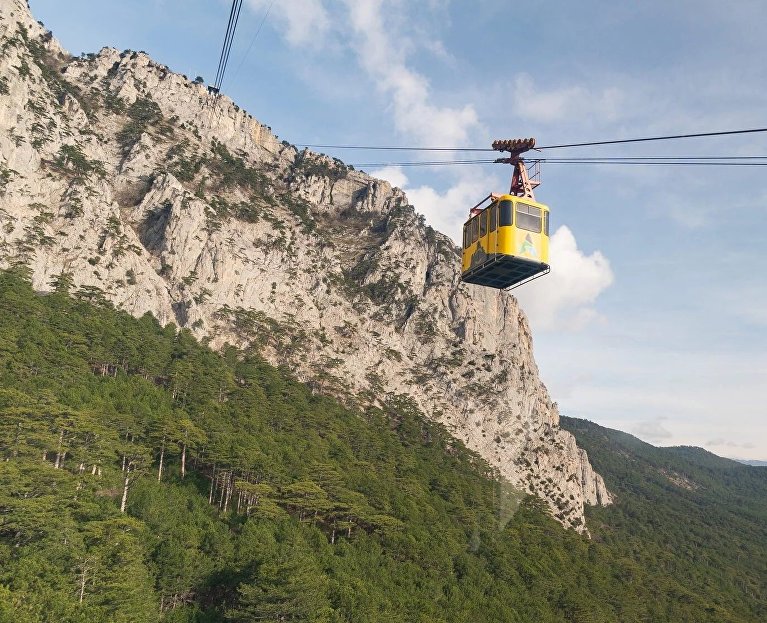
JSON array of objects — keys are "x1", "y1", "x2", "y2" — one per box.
[
  {"x1": 561, "y1": 416, "x2": 767, "y2": 621},
  {"x1": 735, "y1": 459, "x2": 767, "y2": 467}
]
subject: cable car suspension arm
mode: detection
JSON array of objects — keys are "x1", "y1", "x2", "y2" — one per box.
[{"x1": 492, "y1": 138, "x2": 539, "y2": 200}]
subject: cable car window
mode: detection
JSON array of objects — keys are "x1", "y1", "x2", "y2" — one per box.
[
  {"x1": 463, "y1": 223, "x2": 469, "y2": 248},
  {"x1": 543, "y1": 210, "x2": 549, "y2": 236},
  {"x1": 499, "y1": 200, "x2": 513, "y2": 226},
  {"x1": 471, "y1": 216, "x2": 479, "y2": 243},
  {"x1": 490, "y1": 204, "x2": 497, "y2": 231},
  {"x1": 480, "y1": 210, "x2": 488, "y2": 237},
  {"x1": 517, "y1": 203, "x2": 541, "y2": 232}
]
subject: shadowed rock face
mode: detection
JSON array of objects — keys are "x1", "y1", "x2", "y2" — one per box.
[{"x1": 0, "y1": 0, "x2": 610, "y2": 531}]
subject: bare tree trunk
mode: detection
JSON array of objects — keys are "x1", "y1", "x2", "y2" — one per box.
[
  {"x1": 180, "y1": 441, "x2": 187, "y2": 479},
  {"x1": 218, "y1": 472, "x2": 227, "y2": 509},
  {"x1": 54, "y1": 429, "x2": 64, "y2": 469},
  {"x1": 78, "y1": 562, "x2": 89, "y2": 603},
  {"x1": 157, "y1": 436, "x2": 165, "y2": 482},
  {"x1": 209, "y1": 464, "x2": 216, "y2": 504},
  {"x1": 120, "y1": 469, "x2": 130, "y2": 513},
  {"x1": 223, "y1": 474, "x2": 232, "y2": 512}
]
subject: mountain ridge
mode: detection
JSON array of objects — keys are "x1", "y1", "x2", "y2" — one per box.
[{"x1": 0, "y1": 0, "x2": 608, "y2": 530}]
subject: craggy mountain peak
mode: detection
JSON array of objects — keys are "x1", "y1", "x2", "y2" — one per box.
[{"x1": 0, "y1": 0, "x2": 610, "y2": 531}]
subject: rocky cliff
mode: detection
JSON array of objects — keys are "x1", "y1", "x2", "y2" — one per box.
[{"x1": 0, "y1": 0, "x2": 610, "y2": 531}]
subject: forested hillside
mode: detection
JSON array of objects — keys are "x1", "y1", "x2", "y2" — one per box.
[
  {"x1": 0, "y1": 0, "x2": 608, "y2": 527},
  {"x1": 561, "y1": 416, "x2": 767, "y2": 621},
  {"x1": 0, "y1": 268, "x2": 764, "y2": 622}
]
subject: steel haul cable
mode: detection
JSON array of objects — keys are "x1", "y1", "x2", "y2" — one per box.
[
  {"x1": 295, "y1": 127, "x2": 767, "y2": 153},
  {"x1": 212, "y1": 0, "x2": 244, "y2": 97}
]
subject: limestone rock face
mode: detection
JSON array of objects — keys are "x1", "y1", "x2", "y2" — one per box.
[{"x1": 0, "y1": 0, "x2": 610, "y2": 531}]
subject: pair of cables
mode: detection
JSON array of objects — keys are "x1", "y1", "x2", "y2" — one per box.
[
  {"x1": 295, "y1": 127, "x2": 767, "y2": 168},
  {"x1": 212, "y1": 0, "x2": 245, "y2": 97}
]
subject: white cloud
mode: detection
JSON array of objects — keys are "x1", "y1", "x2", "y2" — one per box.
[
  {"x1": 511, "y1": 73, "x2": 625, "y2": 123},
  {"x1": 633, "y1": 417, "x2": 673, "y2": 443},
  {"x1": 368, "y1": 165, "x2": 408, "y2": 190},
  {"x1": 369, "y1": 166, "x2": 495, "y2": 243},
  {"x1": 706, "y1": 438, "x2": 756, "y2": 450},
  {"x1": 341, "y1": 0, "x2": 480, "y2": 146},
  {"x1": 405, "y1": 179, "x2": 487, "y2": 242},
  {"x1": 515, "y1": 226, "x2": 614, "y2": 331},
  {"x1": 252, "y1": 0, "x2": 616, "y2": 335},
  {"x1": 246, "y1": 0, "x2": 330, "y2": 47}
]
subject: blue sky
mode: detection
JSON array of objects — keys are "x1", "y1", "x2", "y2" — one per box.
[{"x1": 30, "y1": 0, "x2": 767, "y2": 460}]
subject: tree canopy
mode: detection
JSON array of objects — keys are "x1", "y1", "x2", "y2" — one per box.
[{"x1": 0, "y1": 269, "x2": 764, "y2": 622}]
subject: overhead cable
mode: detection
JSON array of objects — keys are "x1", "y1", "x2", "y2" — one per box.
[
  {"x1": 537, "y1": 127, "x2": 767, "y2": 150},
  {"x1": 298, "y1": 127, "x2": 767, "y2": 154},
  {"x1": 212, "y1": 0, "x2": 244, "y2": 95},
  {"x1": 347, "y1": 157, "x2": 767, "y2": 168}
]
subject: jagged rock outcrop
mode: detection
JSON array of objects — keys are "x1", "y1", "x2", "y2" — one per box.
[{"x1": 0, "y1": 0, "x2": 610, "y2": 531}]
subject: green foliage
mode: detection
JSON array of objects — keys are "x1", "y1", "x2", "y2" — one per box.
[
  {"x1": 117, "y1": 97, "x2": 172, "y2": 148},
  {"x1": 103, "y1": 90, "x2": 127, "y2": 115},
  {"x1": 0, "y1": 165, "x2": 16, "y2": 195},
  {"x1": 21, "y1": 28, "x2": 99, "y2": 119},
  {"x1": 292, "y1": 152, "x2": 349, "y2": 183},
  {"x1": 207, "y1": 141, "x2": 269, "y2": 194},
  {"x1": 48, "y1": 144, "x2": 106, "y2": 181},
  {"x1": 561, "y1": 416, "x2": 767, "y2": 623},
  {"x1": 0, "y1": 271, "x2": 764, "y2": 622},
  {"x1": 207, "y1": 197, "x2": 261, "y2": 226},
  {"x1": 165, "y1": 141, "x2": 205, "y2": 183}
]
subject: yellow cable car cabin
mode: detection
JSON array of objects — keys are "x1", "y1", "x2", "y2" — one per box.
[{"x1": 461, "y1": 194, "x2": 550, "y2": 289}]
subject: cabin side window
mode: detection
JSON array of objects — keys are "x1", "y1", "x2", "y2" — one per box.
[
  {"x1": 543, "y1": 210, "x2": 549, "y2": 236},
  {"x1": 517, "y1": 202, "x2": 542, "y2": 232},
  {"x1": 489, "y1": 204, "x2": 497, "y2": 231},
  {"x1": 479, "y1": 209, "x2": 488, "y2": 237},
  {"x1": 463, "y1": 223, "x2": 469, "y2": 248},
  {"x1": 499, "y1": 200, "x2": 513, "y2": 226},
  {"x1": 471, "y1": 216, "x2": 479, "y2": 243}
]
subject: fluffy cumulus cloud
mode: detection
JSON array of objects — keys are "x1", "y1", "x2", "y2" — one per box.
[
  {"x1": 515, "y1": 226, "x2": 614, "y2": 331},
  {"x1": 251, "y1": 0, "x2": 614, "y2": 331},
  {"x1": 368, "y1": 165, "x2": 409, "y2": 191},
  {"x1": 370, "y1": 166, "x2": 495, "y2": 243}
]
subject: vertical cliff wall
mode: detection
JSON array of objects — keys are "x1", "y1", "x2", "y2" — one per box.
[{"x1": 0, "y1": 0, "x2": 609, "y2": 531}]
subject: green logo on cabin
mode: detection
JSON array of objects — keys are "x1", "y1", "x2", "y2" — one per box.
[{"x1": 519, "y1": 234, "x2": 537, "y2": 258}]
